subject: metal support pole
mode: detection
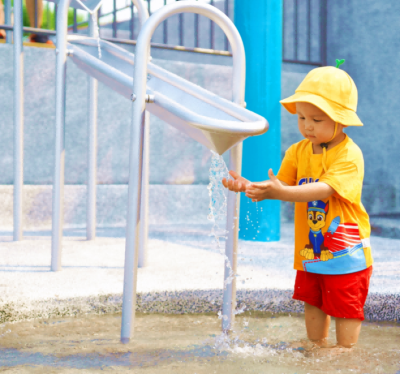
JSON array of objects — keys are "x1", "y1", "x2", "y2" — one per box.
[
  {"x1": 194, "y1": 13, "x2": 199, "y2": 48},
  {"x1": 210, "y1": 0, "x2": 214, "y2": 49},
  {"x1": 112, "y1": 0, "x2": 117, "y2": 38},
  {"x1": 121, "y1": 110, "x2": 146, "y2": 344},
  {"x1": 13, "y1": 0, "x2": 24, "y2": 241},
  {"x1": 138, "y1": 111, "x2": 150, "y2": 268},
  {"x1": 224, "y1": 0, "x2": 229, "y2": 51},
  {"x1": 320, "y1": 0, "x2": 327, "y2": 66},
  {"x1": 126, "y1": 0, "x2": 151, "y2": 269},
  {"x1": 55, "y1": 4, "x2": 58, "y2": 30},
  {"x1": 179, "y1": 13, "x2": 183, "y2": 46},
  {"x1": 51, "y1": 0, "x2": 69, "y2": 271},
  {"x1": 130, "y1": 1, "x2": 134, "y2": 39},
  {"x1": 307, "y1": 0, "x2": 311, "y2": 62},
  {"x1": 294, "y1": 0, "x2": 298, "y2": 60},
  {"x1": 163, "y1": 0, "x2": 167, "y2": 44},
  {"x1": 222, "y1": 143, "x2": 242, "y2": 332},
  {"x1": 73, "y1": 9, "x2": 78, "y2": 33},
  {"x1": 120, "y1": 2, "x2": 246, "y2": 343},
  {"x1": 47, "y1": 1, "x2": 50, "y2": 29},
  {"x1": 4, "y1": 0, "x2": 11, "y2": 43},
  {"x1": 34, "y1": 0, "x2": 39, "y2": 28},
  {"x1": 87, "y1": 12, "x2": 99, "y2": 240}
]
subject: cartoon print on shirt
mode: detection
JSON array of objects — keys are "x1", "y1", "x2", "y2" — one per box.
[{"x1": 300, "y1": 200, "x2": 335, "y2": 262}]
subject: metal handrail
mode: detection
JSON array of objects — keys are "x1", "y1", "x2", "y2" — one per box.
[
  {"x1": 0, "y1": 24, "x2": 56, "y2": 35},
  {"x1": 283, "y1": 59, "x2": 322, "y2": 67},
  {"x1": 100, "y1": 35, "x2": 232, "y2": 56},
  {"x1": 96, "y1": 4, "x2": 131, "y2": 19},
  {"x1": 0, "y1": 24, "x2": 231, "y2": 57}
]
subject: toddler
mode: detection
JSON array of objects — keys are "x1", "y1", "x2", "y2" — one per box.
[{"x1": 222, "y1": 61, "x2": 373, "y2": 349}]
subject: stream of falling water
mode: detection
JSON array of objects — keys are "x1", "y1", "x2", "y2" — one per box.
[
  {"x1": 207, "y1": 151, "x2": 282, "y2": 355},
  {"x1": 207, "y1": 151, "x2": 250, "y2": 331},
  {"x1": 207, "y1": 151, "x2": 230, "y2": 252}
]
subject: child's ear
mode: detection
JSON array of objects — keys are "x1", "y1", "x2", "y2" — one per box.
[{"x1": 324, "y1": 201, "x2": 329, "y2": 214}]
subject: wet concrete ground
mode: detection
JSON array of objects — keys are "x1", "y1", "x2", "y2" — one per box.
[
  {"x1": 1, "y1": 313, "x2": 400, "y2": 373},
  {"x1": 1, "y1": 223, "x2": 400, "y2": 372}
]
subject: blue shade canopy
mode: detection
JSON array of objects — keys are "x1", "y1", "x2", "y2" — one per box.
[{"x1": 47, "y1": 0, "x2": 103, "y2": 12}]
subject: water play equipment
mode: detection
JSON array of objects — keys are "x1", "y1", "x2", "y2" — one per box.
[{"x1": 12, "y1": 0, "x2": 269, "y2": 342}]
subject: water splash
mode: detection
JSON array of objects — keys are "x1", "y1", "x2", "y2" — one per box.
[
  {"x1": 211, "y1": 330, "x2": 290, "y2": 358},
  {"x1": 207, "y1": 151, "x2": 230, "y2": 251},
  {"x1": 233, "y1": 304, "x2": 246, "y2": 316}
]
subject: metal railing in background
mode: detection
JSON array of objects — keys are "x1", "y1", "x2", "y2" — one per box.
[
  {"x1": 90, "y1": 0, "x2": 232, "y2": 53},
  {"x1": 0, "y1": 0, "x2": 327, "y2": 66},
  {"x1": 282, "y1": 0, "x2": 327, "y2": 66}
]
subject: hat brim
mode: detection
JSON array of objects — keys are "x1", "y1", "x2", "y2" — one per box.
[{"x1": 280, "y1": 91, "x2": 363, "y2": 127}]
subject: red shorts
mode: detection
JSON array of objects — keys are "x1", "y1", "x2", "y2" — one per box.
[{"x1": 293, "y1": 266, "x2": 373, "y2": 321}]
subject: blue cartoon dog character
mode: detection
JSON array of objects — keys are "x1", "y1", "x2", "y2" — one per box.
[{"x1": 300, "y1": 200, "x2": 334, "y2": 262}]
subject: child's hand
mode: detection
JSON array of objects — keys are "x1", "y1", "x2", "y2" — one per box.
[
  {"x1": 245, "y1": 169, "x2": 284, "y2": 202},
  {"x1": 222, "y1": 170, "x2": 251, "y2": 193}
]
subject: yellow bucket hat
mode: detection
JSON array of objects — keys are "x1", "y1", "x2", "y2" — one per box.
[{"x1": 280, "y1": 60, "x2": 363, "y2": 127}]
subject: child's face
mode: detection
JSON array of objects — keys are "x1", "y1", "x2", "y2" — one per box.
[{"x1": 295, "y1": 102, "x2": 338, "y2": 145}]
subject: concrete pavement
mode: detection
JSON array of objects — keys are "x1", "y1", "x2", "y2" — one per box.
[{"x1": 1, "y1": 222, "x2": 399, "y2": 324}]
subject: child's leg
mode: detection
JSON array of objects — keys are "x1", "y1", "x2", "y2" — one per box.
[
  {"x1": 335, "y1": 318, "x2": 362, "y2": 348},
  {"x1": 304, "y1": 302, "x2": 330, "y2": 344}
]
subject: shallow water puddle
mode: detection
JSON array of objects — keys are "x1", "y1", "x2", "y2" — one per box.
[{"x1": 1, "y1": 313, "x2": 400, "y2": 373}]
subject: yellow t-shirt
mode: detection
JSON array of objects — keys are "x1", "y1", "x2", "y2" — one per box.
[{"x1": 277, "y1": 135, "x2": 373, "y2": 275}]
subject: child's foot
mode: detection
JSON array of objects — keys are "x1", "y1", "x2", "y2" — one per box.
[
  {"x1": 304, "y1": 345, "x2": 352, "y2": 358},
  {"x1": 29, "y1": 34, "x2": 54, "y2": 45},
  {"x1": 285, "y1": 339, "x2": 316, "y2": 352}
]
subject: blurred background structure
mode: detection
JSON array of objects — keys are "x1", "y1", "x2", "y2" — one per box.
[{"x1": 0, "y1": 0, "x2": 398, "y2": 238}]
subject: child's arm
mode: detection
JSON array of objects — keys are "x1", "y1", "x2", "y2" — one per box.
[{"x1": 245, "y1": 169, "x2": 334, "y2": 203}]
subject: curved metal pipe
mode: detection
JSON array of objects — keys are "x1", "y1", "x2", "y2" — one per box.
[
  {"x1": 133, "y1": 2, "x2": 245, "y2": 106},
  {"x1": 121, "y1": 1, "x2": 246, "y2": 343},
  {"x1": 131, "y1": 0, "x2": 149, "y2": 28}
]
